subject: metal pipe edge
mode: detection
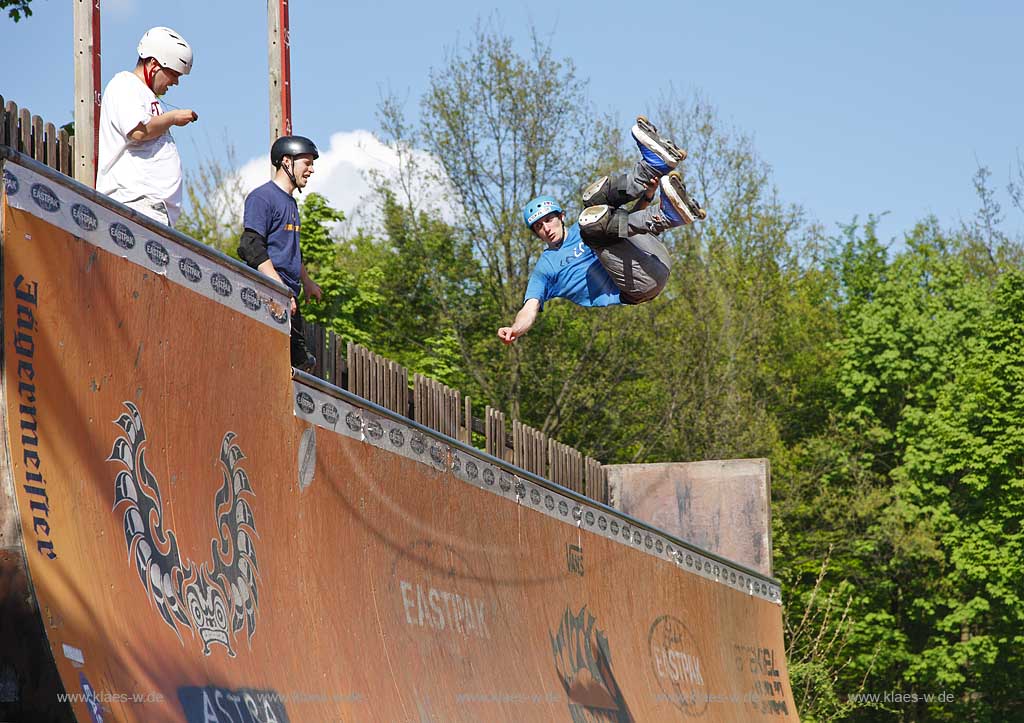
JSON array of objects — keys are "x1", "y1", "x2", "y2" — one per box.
[{"x1": 291, "y1": 369, "x2": 785, "y2": 600}]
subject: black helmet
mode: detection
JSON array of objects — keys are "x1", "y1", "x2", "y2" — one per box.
[{"x1": 271, "y1": 135, "x2": 319, "y2": 168}]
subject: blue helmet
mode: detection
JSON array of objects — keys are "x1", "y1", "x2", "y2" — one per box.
[{"x1": 522, "y1": 195, "x2": 563, "y2": 228}]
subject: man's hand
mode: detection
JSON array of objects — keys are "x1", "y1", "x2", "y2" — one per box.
[
  {"x1": 497, "y1": 300, "x2": 539, "y2": 345},
  {"x1": 303, "y1": 277, "x2": 323, "y2": 302},
  {"x1": 290, "y1": 296, "x2": 297, "y2": 315},
  {"x1": 170, "y1": 109, "x2": 199, "y2": 126}
]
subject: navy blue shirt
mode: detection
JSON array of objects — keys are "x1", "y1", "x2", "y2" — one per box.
[
  {"x1": 243, "y1": 181, "x2": 303, "y2": 294},
  {"x1": 524, "y1": 223, "x2": 621, "y2": 309}
]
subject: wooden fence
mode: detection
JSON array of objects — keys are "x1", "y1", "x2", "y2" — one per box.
[
  {"x1": 0, "y1": 93, "x2": 607, "y2": 504},
  {"x1": 0, "y1": 96, "x2": 75, "y2": 176},
  {"x1": 307, "y1": 325, "x2": 606, "y2": 501}
]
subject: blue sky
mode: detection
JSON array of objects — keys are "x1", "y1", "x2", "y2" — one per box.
[{"x1": 4, "y1": 0, "x2": 1023, "y2": 243}]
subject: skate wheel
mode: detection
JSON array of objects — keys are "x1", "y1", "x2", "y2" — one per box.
[{"x1": 696, "y1": 208, "x2": 707, "y2": 220}]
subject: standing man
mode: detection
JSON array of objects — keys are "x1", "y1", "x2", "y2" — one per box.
[
  {"x1": 498, "y1": 117, "x2": 705, "y2": 344},
  {"x1": 238, "y1": 136, "x2": 324, "y2": 371},
  {"x1": 96, "y1": 26, "x2": 198, "y2": 227}
]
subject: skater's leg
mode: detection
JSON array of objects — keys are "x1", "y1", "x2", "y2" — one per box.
[
  {"x1": 626, "y1": 171, "x2": 707, "y2": 235},
  {"x1": 578, "y1": 172, "x2": 705, "y2": 304},
  {"x1": 578, "y1": 172, "x2": 704, "y2": 247},
  {"x1": 290, "y1": 305, "x2": 316, "y2": 371},
  {"x1": 581, "y1": 161, "x2": 658, "y2": 209},
  {"x1": 580, "y1": 116, "x2": 685, "y2": 208}
]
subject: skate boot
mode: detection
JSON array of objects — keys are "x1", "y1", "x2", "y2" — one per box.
[
  {"x1": 658, "y1": 171, "x2": 707, "y2": 227},
  {"x1": 631, "y1": 116, "x2": 687, "y2": 176}
]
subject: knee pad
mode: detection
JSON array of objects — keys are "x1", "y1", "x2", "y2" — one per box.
[
  {"x1": 581, "y1": 173, "x2": 635, "y2": 208},
  {"x1": 580, "y1": 205, "x2": 630, "y2": 247},
  {"x1": 582, "y1": 176, "x2": 610, "y2": 206},
  {"x1": 579, "y1": 204, "x2": 611, "y2": 234}
]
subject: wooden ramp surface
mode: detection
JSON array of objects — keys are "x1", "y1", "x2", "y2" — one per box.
[{"x1": 0, "y1": 153, "x2": 798, "y2": 722}]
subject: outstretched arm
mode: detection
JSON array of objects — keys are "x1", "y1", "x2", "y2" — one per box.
[{"x1": 497, "y1": 299, "x2": 541, "y2": 344}]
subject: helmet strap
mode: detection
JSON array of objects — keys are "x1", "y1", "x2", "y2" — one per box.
[
  {"x1": 142, "y1": 59, "x2": 157, "y2": 91},
  {"x1": 283, "y1": 158, "x2": 302, "y2": 193}
]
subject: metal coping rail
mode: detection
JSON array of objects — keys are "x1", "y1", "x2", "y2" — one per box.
[
  {"x1": 0, "y1": 145, "x2": 289, "y2": 298},
  {"x1": 292, "y1": 369, "x2": 782, "y2": 590}
]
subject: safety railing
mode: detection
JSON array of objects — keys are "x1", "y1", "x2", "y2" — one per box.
[
  {"x1": 0, "y1": 95, "x2": 75, "y2": 176},
  {"x1": 304, "y1": 324, "x2": 606, "y2": 502}
]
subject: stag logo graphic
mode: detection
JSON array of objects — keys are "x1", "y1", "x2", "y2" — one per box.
[{"x1": 108, "y1": 402, "x2": 260, "y2": 657}]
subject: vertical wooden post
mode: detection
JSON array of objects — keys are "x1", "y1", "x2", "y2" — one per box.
[
  {"x1": 268, "y1": 0, "x2": 293, "y2": 154},
  {"x1": 73, "y1": 0, "x2": 101, "y2": 187}
]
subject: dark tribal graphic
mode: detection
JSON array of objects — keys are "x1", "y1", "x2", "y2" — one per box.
[{"x1": 108, "y1": 402, "x2": 260, "y2": 657}]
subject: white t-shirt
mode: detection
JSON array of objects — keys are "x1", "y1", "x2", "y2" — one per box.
[{"x1": 96, "y1": 71, "x2": 183, "y2": 225}]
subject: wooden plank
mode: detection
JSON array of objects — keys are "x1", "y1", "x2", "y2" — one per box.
[
  {"x1": 18, "y1": 108, "x2": 30, "y2": 154},
  {"x1": 31, "y1": 115, "x2": 43, "y2": 162},
  {"x1": 65, "y1": 131, "x2": 75, "y2": 176},
  {"x1": 346, "y1": 342, "x2": 355, "y2": 395},
  {"x1": 44, "y1": 122, "x2": 57, "y2": 171},
  {"x1": 4, "y1": 101, "x2": 17, "y2": 150}
]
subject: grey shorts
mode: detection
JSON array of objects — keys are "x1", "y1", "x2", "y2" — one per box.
[{"x1": 596, "y1": 234, "x2": 672, "y2": 304}]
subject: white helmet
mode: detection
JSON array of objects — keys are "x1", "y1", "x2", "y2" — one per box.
[{"x1": 137, "y1": 27, "x2": 193, "y2": 75}]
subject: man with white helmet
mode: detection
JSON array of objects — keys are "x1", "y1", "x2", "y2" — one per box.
[
  {"x1": 497, "y1": 117, "x2": 705, "y2": 344},
  {"x1": 96, "y1": 26, "x2": 198, "y2": 226}
]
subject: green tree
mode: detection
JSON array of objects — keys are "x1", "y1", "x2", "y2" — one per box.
[
  {"x1": 176, "y1": 140, "x2": 248, "y2": 259},
  {"x1": 378, "y1": 20, "x2": 625, "y2": 424},
  {"x1": 297, "y1": 193, "x2": 384, "y2": 347},
  {"x1": 1, "y1": 0, "x2": 33, "y2": 22}
]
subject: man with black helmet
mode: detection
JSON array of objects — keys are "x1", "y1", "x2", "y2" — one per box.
[
  {"x1": 238, "y1": 135, "x2": 324, "y2": 371},
  {"x1": 96, "y1": 26, "x2": 199, "y2": 227}
]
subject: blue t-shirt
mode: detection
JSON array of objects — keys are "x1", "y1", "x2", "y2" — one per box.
[
  {"x1": 243, "y1": 181, "x2": 303, "y2": 294},
  {"x1": 524, "y1": 223, "x2": 621, "y2": 309}
]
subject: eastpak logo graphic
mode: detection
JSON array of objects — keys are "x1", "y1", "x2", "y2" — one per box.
[
  {"x1": 240, "y1": 287, "x2": 261, "y2": 311},
  {"x1": 210, "y1": 273, "x2": 232, "y2": 298},
  {"x1": 296, "y1": 392, "x2": 315, "y2": 415},
  {"x1": 178, "y1": 257, "x2": 202, "y2": 283},
  {"x1": 3, "y1": 169, "x2": 19, "y2": 195},
  {"x1": 109, "y1": 222, "x2": 136, "y2": 250},
  {"x1": 145, "y1": 240, "x2": 170, "y2": 267},
  {"x1": 322, "y1": 402, "x2": 339, "y2": 425},
  {"x1": 31, "y1": 183, "x2": 61, "y2": 212},
  {"x1": 71, "y1": 203, "x2": 99, "y2": 232},
  {"x1": 649, "y1": 615, "x2": 708, "y2": 717}
]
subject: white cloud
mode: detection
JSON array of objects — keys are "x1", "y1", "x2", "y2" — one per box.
[
  {"x1": 104, "y1": 0, "x2": 137, "y2": 18},
  {"x1": 232, "y1": 130, "x2": 459, "y2": 236}
]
